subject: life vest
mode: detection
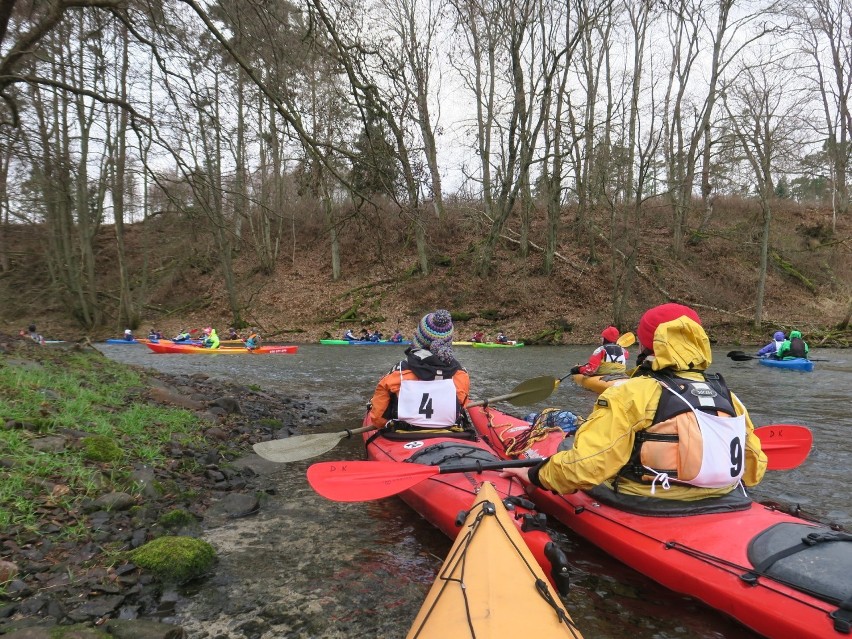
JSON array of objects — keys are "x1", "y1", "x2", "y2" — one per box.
[
  {"x1": 617, "y1": 372, "x2": 746, "y2": 492},
  {"x1": 203, "y1": 330, "x2": 220, "y2": 349},
  {"x1": 787, "y1": 337, "x2": 806, "y2": 358},
  {"x1": 596, "y1": 343, "x2": 627, "y2": 374},
  {"x1": 382, "y1": 355, "x2": 465, "y2": 429}
]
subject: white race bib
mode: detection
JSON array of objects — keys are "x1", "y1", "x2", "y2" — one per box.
[
  {"x1": 689, "y1": 410, "x2": 747, "y2": 487},
  {"x1": 397, "y1": 378, "x2": 458, "y2": 427},
  {"x1": 657, "y1": 378, "x2": 747, "y2": 489}
]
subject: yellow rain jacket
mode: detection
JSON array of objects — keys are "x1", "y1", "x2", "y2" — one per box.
[{"x1": 538, "y1": 316, "x2": 768, "y2": 500}]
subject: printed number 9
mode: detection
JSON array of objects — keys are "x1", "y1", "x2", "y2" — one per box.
[{"x1": 729, "y1": 438, "x2": 743, "y2": 477}]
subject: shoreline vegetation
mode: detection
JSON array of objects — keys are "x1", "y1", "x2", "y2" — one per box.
[{"x1": 0, "y1": 334, "x2": 327, "y2": 636}]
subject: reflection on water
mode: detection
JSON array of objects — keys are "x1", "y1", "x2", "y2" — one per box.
[{"x1": 104, "y1": 343, "x2": 851, "y2": 638}]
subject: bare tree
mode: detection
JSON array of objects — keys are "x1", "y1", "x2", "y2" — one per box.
[
  {"x1": 379, "y1": 0, "x2": 449, "y2": 220},
  {"x1": 450, "y1": 0, "x2": 563, "y2": 275},
  {"x1": 720, "y1": 54, "x2": 810, "y2": 328},
  {"x1": 789, "y1": 0, "x2": 852, "y2": 232},
  {"x1": 0, "y1": 0, "x2": 125, "y2": 128},
  {"x1": 662, "y1": 0, "x2": 769, "y2": 254}
]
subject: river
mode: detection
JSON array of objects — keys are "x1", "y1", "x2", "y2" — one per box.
[{"x1": 103, "y1": 343, "x2": 851, "y2": 639}]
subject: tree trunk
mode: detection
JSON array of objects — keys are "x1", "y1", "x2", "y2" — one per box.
[{"x1": 112, "y1": 21, "x2": 136, "y2": 329}]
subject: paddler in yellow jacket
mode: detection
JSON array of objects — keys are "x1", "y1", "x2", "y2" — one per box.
[{"x1": 502, "y1": 303, "x2": 767, "y2": 501}]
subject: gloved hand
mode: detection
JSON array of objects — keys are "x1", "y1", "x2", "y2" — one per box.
[{"x1": 569, "y1": 365, "x2": 581, "y2": 375}]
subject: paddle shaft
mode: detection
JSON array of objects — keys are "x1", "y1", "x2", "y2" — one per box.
[
  {"x1": 727, "y1": 350, "x2": 826, "y2": 362},
  {"x1": 309, "y1": 392, "x2": 527, "y2": 444},
  {"x1": 307, "y1": 458, "x2": 543, "y2": 501},
  {"x1": 253, "y1": 375, "x2": 558, "y2": 462},
  {"x1": 308, "y1": 424, "x2": 811, "y2": 501}
]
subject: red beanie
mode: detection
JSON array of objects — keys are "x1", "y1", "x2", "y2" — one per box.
[
  {"x1": 637, "y1": 304, "x2": 701, "y2": 351},
  {"x1": 601, "y1": 326, "x2": 619, "y2": 343}
]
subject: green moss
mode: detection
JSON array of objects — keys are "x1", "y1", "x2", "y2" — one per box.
[
  {"x1": 480, "y1": 308, "x2": 502, "y2": 321},
  {"x1": 158, "y1": 508, "x2": 196, "y2": 529},
  {"x1": 524, "y1": 327, "x2": 564, "y2": 345},
  {"x1": 49, "y1": 623, "x2": 108, "y2": 638},
  {"x1": 82, "y1": 435, "x2": 123, "y2": 462},
  {"x1": 450, "y1": 311, "x2": 475, "y2": 322},
  {"x1": 130, "y1": 535, "x2": 216, "y2": 583},
  {"x1": 770, "y1": 250, "x2": 817, "y2": 293}
]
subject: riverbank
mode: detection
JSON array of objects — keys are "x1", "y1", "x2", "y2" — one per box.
[
  {"x1": 0, "y1": 334, "x2": 328, "y2": 636},
  {"x1": 2, "y1": 201, "x2": 851, "y2": 349}
]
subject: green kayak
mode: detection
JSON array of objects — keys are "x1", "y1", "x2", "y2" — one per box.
[{"x1": 472, "y1": 341, "x2": 524, "y2": 348}]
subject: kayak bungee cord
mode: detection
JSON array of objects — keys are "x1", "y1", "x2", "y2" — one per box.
[
  {"x1": 570, "y1": 497, "x2": 846, "y2": 615},
  {"x1": 665, "y1": 536, "x2": 852, "y2": 609}
]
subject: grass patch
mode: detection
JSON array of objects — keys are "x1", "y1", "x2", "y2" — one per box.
[{"x1": 0, "y1": 347, "x2": 205, "y2": 534}]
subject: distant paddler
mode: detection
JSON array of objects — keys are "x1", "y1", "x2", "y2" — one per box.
[{"x1": 201, "y1": 327, "x2": 220, "y2": 349}]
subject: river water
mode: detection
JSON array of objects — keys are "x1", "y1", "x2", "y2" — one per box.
[{"x1": 104, "y1": 343, "x2": 851, "y2": 639}]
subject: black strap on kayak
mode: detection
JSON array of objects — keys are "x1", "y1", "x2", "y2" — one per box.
[
  {"x1": 667, "y1": 538, "x2": 845, "y2": 606},
  {"x1": 831, "y1": 594, "x2": 852, "y2": 634},
  {"x1": 740, "y1": 530, "x2": 852, "y2": 585}
]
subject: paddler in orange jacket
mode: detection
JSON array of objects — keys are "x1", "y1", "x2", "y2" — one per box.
[
  {"x1": 502, "y1": 303, "x2": 767, "y2": 501},
  {"x1": 369, "y1": 309, "x2": 470, "y2": 432}
]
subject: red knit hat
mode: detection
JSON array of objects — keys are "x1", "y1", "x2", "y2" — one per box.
[
  {"x1": 637, "y1": 304, "x2": 701, "y2": 351},
  {"x1": 601, "y1": 326, "x2": 619, "y2": 343}
]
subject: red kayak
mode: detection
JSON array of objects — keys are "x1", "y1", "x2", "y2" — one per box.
[
  {"x1": 358, "y1": 417, "x2": 571, "y2": 596},
  {"x1": 468, "y1": 405, "x2": 850, "y2": 639},
  {"x1": 144, "y1": 341, "x2": 298, "y2": 355}
]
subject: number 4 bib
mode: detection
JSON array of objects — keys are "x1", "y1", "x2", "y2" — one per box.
[{"x1": 397, "y1": 378, "x2": 458, "y2": 428}]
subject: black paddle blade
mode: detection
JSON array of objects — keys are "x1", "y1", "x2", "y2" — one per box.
[{"x1": 727, "y1": 350, "x2": 757, "y2": 361}]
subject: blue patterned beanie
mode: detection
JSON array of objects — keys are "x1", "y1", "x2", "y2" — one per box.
[{"x1": 413, "y1": 309, "x2": 455, "y2": 363}]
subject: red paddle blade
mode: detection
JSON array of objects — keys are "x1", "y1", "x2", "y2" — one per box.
[
  {"x1": 756, "y1": 424, "x2": 813, "y2": 471},
  {"x1": 307, "y1": 461, "x2": 441, "y2": 502}
]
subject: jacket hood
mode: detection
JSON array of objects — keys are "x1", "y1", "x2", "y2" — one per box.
[
  {"x1": 403, "y1": 347, "x2": 462, "y2": 380},
  {"x1": 790, "y1": 330, "x2": 802, "y2": 339},
  {"x1": 649, "y1": 316, "x2": 712, "y2": 372}
]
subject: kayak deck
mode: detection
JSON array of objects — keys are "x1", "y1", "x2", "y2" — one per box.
[
  {"x1": 406, "y1": 481, "x2": 583, "y2": 638},
  {"x1": 362, "y1": 422, "x2": 567, "y2": 596},
  {"x1": 571, "y1": 372, "x2": 629, "y2": 394}
]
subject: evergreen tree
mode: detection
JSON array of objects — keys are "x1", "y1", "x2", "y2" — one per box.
[{"x1": 350, "y1": 111, "x2": 400, "y2": 198}]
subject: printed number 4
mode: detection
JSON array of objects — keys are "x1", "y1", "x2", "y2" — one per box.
[
  {"x1": 419, "y1": 393, "x2": 434, "y2": 419},
  {"x1": 729, "y1": 438, "x2": 743, "y2": 477}
]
